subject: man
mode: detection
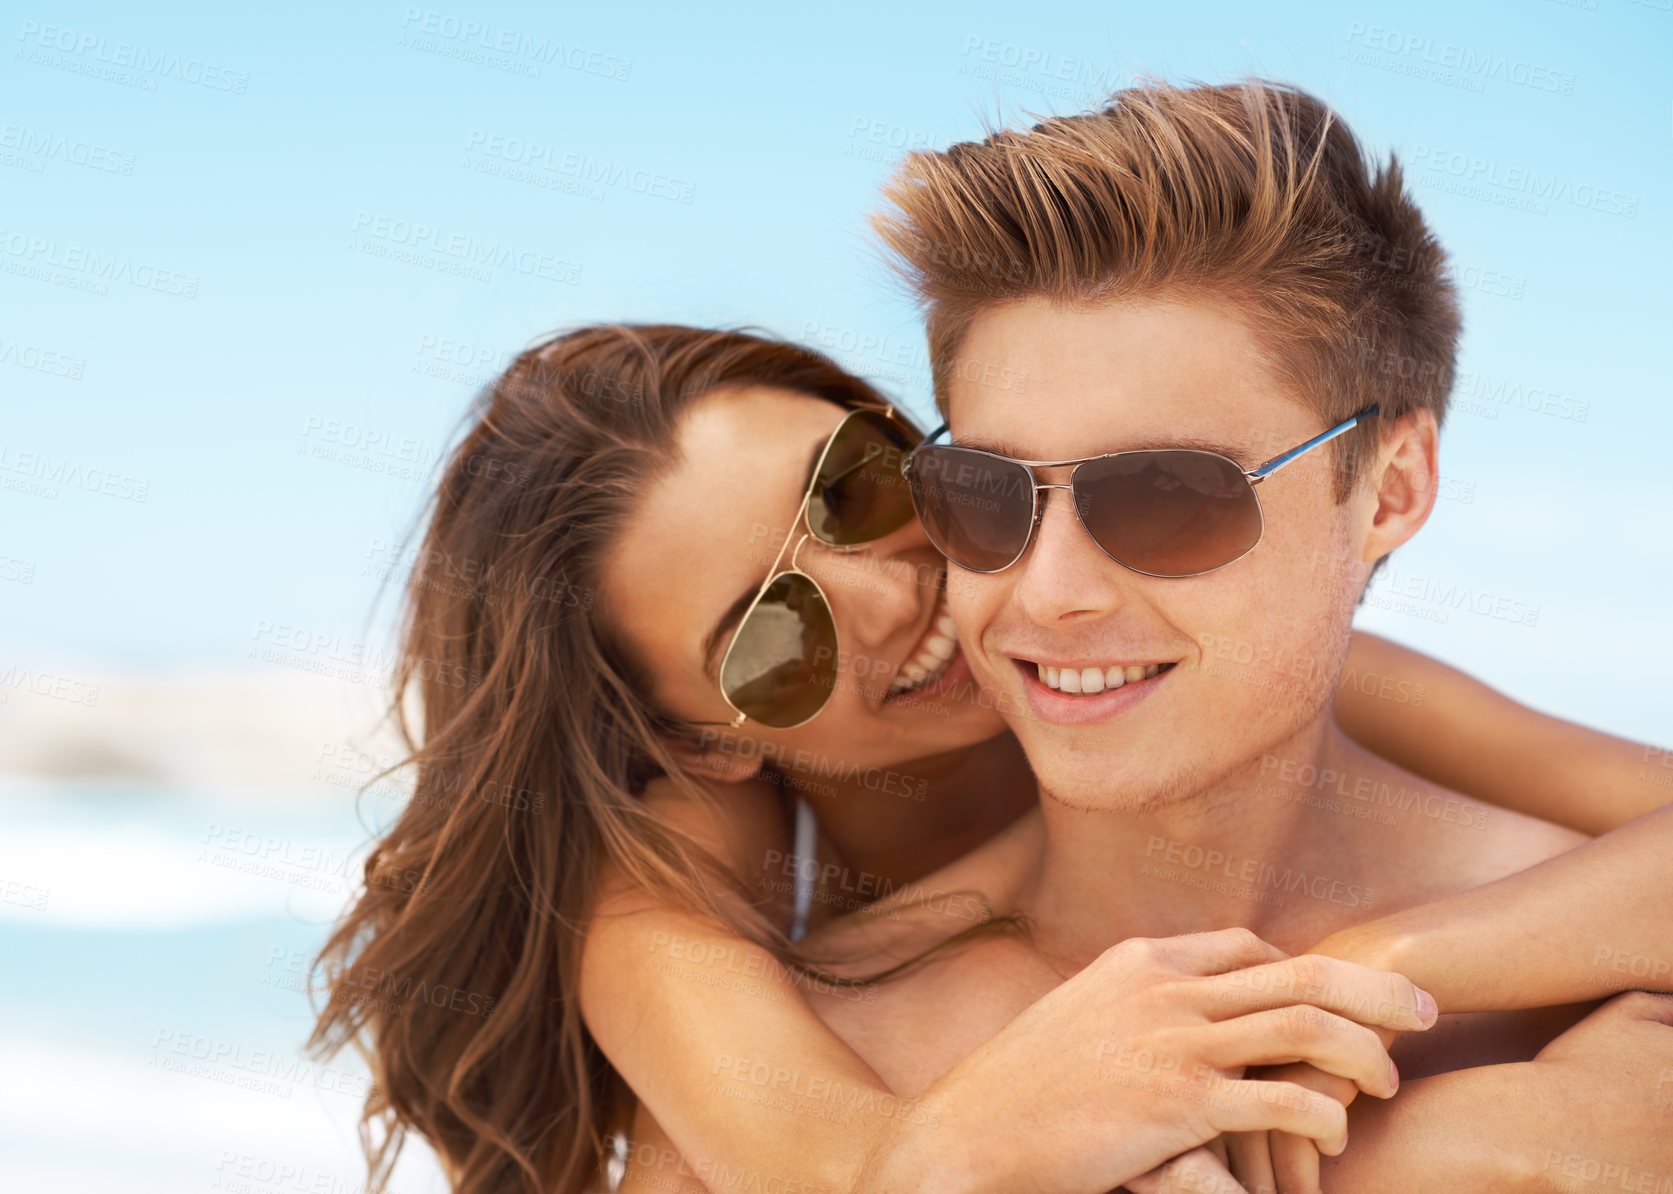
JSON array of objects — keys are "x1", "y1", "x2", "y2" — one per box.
[
  {"x1": 620, "y1": 77, "x2": 1673, "y2": 1193},
  {"x1": 786, "y1": 78, "x2": 1670, "y2": 1191}
]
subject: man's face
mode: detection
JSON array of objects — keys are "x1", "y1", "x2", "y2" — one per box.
[{"x1": 943, "y1": 294, "x2": 1371, "y2": 811}]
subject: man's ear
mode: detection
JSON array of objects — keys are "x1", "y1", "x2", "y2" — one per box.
[
  {"x1": 1358, "y1": 407, "x2": 1439, "y2": 564},
  {"x1": 663, "y1": 730, "x2": 765, "y2": 784}
]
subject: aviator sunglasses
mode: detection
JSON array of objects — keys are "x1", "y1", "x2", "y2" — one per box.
[
  {"x1": 692, "y1": 405, "x2": 924, "y2": 730},
  {"x1": 901, "y1": 406, "x2": 1381, "y2": 578}
]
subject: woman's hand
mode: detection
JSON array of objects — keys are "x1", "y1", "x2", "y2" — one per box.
[
  {"x1": 1203, "y1": 931, "x2": 1414, "y2": 1194},
  {"x1": 1221, "y1": 1063, "x2": 1365, "y2": 1194},
  {"x1": 863, "y1": 927, "x2": 1435, "y2": 1194},
  {"x1": 1302, "y1": 990, "x2": 1673, "y2": 1193},
  {"x1": 1204, "y1": 930, "x2": 1411, "y2": 1194}
]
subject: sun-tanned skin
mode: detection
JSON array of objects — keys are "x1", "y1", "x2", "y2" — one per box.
[
  {"x1": 785, "y1": 294, "x2": 1603, "y2": 1182},
  {"x1": 597, "y1": 371, "x2": 1672, "y2": 1194}
]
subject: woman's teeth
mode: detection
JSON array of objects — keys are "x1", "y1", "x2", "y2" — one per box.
[
  {"x1": 1036, "y1": 662, "x2": 1168, "y2": 693},
  {"x1": 888, "y1": 608, "x2": 960, "y2": 696}
]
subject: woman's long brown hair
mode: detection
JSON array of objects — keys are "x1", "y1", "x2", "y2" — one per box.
[{"x1": 307, "y1": 325, "x2": 894, "y2": 1194}]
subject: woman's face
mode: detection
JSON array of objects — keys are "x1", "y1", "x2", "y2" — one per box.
[{"x1": 600, "y1": 384, "x2": 1007, "y2": 783}]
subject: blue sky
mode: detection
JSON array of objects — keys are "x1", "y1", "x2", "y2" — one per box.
[{"x1": 3, "y1": 0, "x2": 1670, "y2": 742}]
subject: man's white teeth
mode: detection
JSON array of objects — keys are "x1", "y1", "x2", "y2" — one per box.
[{"x1": 1035, "y1": 661, "x2": 1166, "y2": 692}]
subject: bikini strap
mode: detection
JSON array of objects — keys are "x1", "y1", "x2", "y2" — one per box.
[{"x1": 789, "y1": 795, "x2": 817, "y2": 942}]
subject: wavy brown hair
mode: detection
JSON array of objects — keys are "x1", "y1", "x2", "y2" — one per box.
[{"x1": 306, "y1": 325, "x2": 899, "y2": 1194}]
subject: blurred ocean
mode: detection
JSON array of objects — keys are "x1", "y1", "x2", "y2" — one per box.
[{"x1": 0, "y1": 775, "x2": 447, "y2": 1194}]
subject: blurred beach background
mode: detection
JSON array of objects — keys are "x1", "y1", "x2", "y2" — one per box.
[{"x1": 2, "y1": 0, "x2": 1669, "y2": 1188}]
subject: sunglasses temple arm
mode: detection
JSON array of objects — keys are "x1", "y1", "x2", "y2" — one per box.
[
  {"x1": 1246, "y1": 404, "x2": 1381, "y2": 483},
  {"x1": 687, "y1": 712, "x2": 748, "y2": 728}
]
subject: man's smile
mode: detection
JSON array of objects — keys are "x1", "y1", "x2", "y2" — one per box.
[{"x1": 1008, "y1": 654, "x2": 1181, "y2": 726}]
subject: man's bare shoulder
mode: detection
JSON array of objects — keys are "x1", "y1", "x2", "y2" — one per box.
[
  {"x1": 794, "y1": 808, "x2": 1057, "y2": 1096},
  {"x1": 1378, "y1": 762, "x2": 1588, "y2": 902}
]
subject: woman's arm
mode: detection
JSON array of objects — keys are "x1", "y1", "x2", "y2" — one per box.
[
  {"x1": 1313, "y1": 800, "x2": 1673, "y2": 1012},
  {"x1": 580, "y1": 773, "x2": 913, "y2": 1194},
  {"x1": 1231, "y1": 818, "x2": 1673, "y2": 1194},
  {"x1": 1317, "y1": 991, "x2": 1673, "y2": 1194},
  {"x1": 585, "y1": 794, "x2": 1435, "y2": 1194},
  {"x1": 1336, "y1": 630, "x2": 1667, "y2": 834}
]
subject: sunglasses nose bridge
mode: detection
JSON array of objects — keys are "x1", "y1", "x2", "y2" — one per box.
[{"x1": 1008, "y1": 477, "x2": 1135, "y2": 626}]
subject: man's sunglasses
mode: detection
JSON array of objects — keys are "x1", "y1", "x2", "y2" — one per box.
[
  {"x1": 693, "y1": 405, "x2": 924, "y2": 730},
  {"x1": 901, "y1": 406, "x2": 1380, "y2": 578}
]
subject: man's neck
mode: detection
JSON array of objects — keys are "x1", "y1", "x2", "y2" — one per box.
[{"x1": 1026, "y1": 711, "x2": 1391, "y2": 965}]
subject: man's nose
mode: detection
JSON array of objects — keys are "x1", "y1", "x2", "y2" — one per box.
[{"x1": 1012, "y1": 484, "x2": 1127, "y2": 627}]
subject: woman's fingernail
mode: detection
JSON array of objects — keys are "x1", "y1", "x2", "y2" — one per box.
[
  {"x1": 1416, "y1": 988, "x2": 1438, "y2": 1024},
  {"x1": 1388, "y1": 1059, "x2": 1400, "y2": 1093}
]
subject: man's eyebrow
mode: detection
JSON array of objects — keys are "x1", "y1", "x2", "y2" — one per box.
[
  {"x1": 699, "y1": 435, "x2": 824, "y2": 679},
  {"x1": 951, "y1": 432, "x2": 1255, "y2": 468}
]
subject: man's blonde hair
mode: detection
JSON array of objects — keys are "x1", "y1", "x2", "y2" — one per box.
[{"x1": 873, "y1": 76, "x2": 1461, "y2": 499}]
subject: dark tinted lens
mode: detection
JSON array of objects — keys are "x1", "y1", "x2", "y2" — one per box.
[
  {"x1": 719, "y1": 573, "x2": 838, "y2": 728},
  {"x1": 1074, "y1": 450, "x2": 1262, "y2": 576},
  {"x1": 807, "y1": 410, "x2": 921, "y2": 546},
  {"x1": 906, "y1": 446, "x2": 1036, "y2": 572}
]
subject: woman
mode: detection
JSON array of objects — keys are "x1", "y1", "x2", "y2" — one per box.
[{"x1": 309, "y1": 323, "x2": 1670, "y2": 1194}]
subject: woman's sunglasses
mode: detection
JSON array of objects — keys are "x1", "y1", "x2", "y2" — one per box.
[
  {"x1": 901, "y1": 406, "x2": 1380, "y2": 578},
  {"x1": 693, "y1": 405, "x2": 924, "y2": 730}
]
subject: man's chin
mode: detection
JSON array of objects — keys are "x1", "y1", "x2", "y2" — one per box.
[{"x1": 1032, "y1": 753, "x2": 1203, "y2": 816}]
